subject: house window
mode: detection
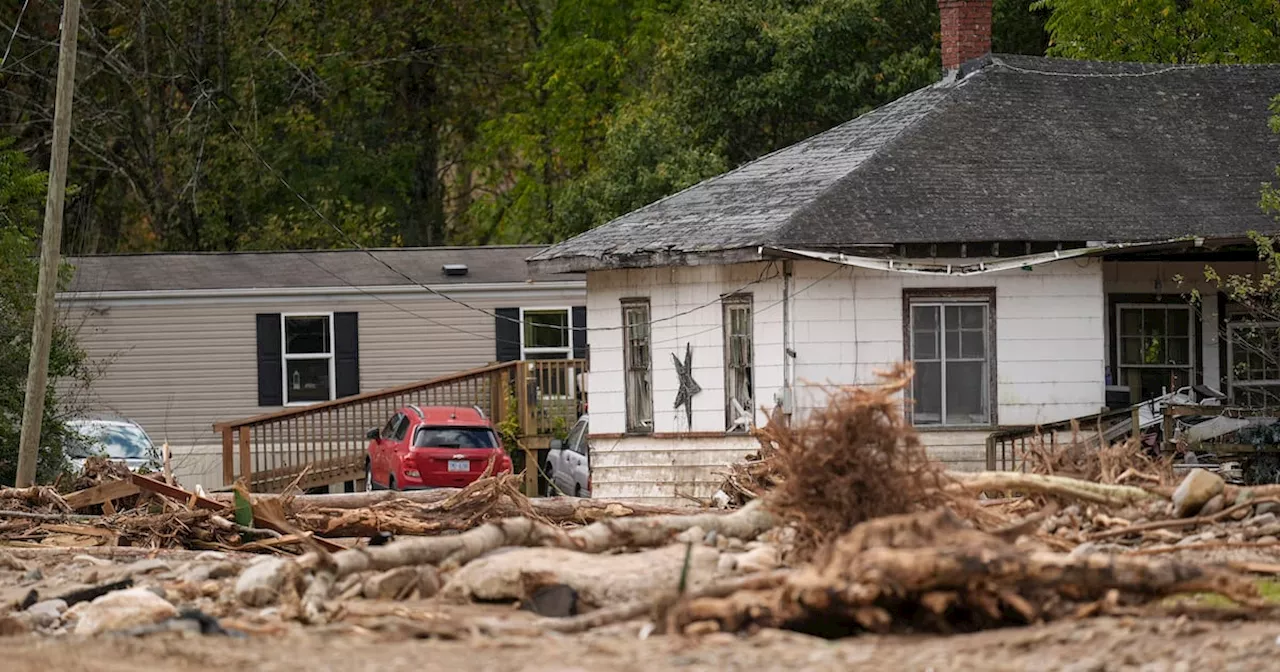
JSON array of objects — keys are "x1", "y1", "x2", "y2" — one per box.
[
  {"x1": 1116, "y1": 304, "x2": 1194, "y2": 402},
  {"x1": 522, "y1": 309, "x2": 572, "y2": 359},
  {"x1": 908, "y1": 295, "x2": 993, "y2": 426},
  {"x1": 522, "y1": 308, "x2": 573, "y2": 397},
  {"x1": 622, "y1": 299, "x2": 653, "y2": 432},
  {"x1": 724, "y1": 295, "x2": 754, "y2": 432},
  {"x1": 1228, "y1": 320, "x2": 1280, "y2": 408},
  {"x1": 283, "y1": 314, "x2": 335, "y2": 404}
]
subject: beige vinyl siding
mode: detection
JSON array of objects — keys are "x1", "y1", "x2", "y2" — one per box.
[{"x1": 55, "y1": 285, "x2": 584, "y2": 489}]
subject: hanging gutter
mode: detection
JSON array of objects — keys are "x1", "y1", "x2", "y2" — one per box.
[{"x1": 759, "y1": 239, "x2": 1192, "y2": 276}]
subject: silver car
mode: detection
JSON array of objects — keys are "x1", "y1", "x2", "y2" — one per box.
[
  {"x1": 64, "y1": 416, "x2": 162, "y2": 473},
  {"x1": 546, "y1": 415, "x2": 590, "y2": 497}
]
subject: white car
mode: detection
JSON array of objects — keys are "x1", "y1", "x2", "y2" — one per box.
[
  {"x1": 546, "y1": 415, "x2": 590, "y2": 497},
  {"x1": 64, "y1": 416, "x2": 162, "y2": 474}
]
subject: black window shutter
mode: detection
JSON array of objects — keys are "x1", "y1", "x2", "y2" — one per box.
[
  {"x1": 495, "y1": 308, "x2": 521, "y2": 361},
  {"x1": 255, "y1": 314, "x2": 283, "y2": 406},
  {"x1": 334, "y1": 312, "x2": 360, "y2": 398},
  {"x1": 571, "y1": 306, "x2": 587, "y2": 360}
]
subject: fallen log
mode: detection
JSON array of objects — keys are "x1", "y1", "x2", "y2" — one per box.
[
  {"x1": 293, "y1": 497, "x2": 700, "y2": 537},
  {"x1": 947, "y1": 471, "x2": 1162, "y2": 507},
  {"x1": 295, "y1": 500, "x2": 777, "y2": 623},
  {"x1": 213, "y1": 489, "x2": 692, "y2": 518}
]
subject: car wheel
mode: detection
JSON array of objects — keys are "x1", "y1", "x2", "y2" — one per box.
[{"x1": 365, "y1": 460, "x2": 374, "y2": 491}]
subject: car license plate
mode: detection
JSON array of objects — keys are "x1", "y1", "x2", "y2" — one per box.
[{"x1": 447, "y1": 460, "x2": 469, "y2": 472}]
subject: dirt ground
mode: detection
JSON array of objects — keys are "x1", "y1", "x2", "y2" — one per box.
[
  {"x1": 1, "y1": 614, "x2": 1279, "y2": 672},
  {"x1": 4, "y1": 543, "x2": 1280, "y2": 672}
]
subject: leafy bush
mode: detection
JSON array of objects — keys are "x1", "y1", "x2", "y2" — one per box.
[{"x1": 0, "y1": 138, "x2": 92, "y2": 485}]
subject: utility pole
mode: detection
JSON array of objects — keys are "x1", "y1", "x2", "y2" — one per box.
[{"x1": 15, "y1": 0, "x2": 81, "y2": 487}]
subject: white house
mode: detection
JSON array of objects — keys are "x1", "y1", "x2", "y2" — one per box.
[{"x1": 528, "y1": 0, "x2": 1280, "y2": 505}]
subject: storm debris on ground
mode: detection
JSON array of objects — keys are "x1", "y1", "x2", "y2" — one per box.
[{"x1": 2, "y1": 367, "x2": 1280, "y2": 646}]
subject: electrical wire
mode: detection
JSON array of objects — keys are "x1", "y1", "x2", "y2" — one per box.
[
  {"x1": 0, "y1": 0, "x2": 31, "y2": 70},
  {"x1": 135, "y1": 0, "x2": 774, "y2": 337}
]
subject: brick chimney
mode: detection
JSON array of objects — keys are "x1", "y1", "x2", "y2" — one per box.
[{"x1": 938, "y1": 0, "x2": 993, "y2": 70}]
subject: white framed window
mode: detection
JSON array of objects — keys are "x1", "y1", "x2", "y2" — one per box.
[
  {"x1": 1115, "y1": 303, "x2": 1194, "y2": 402},
  {"x1": 521, "y1": 308, "x2": 574, "y2": 398},
  {"x1": 622, "y1": 299, "x2": 653, "y2": 433},
  {"x1": 282, "y1": 313, "x2": 335, "y2": 405},
  {"x1": 520, "y1": 308, "x2": 572, "y2": 360},
  {"x1": 907, "y1": 292, "x2": 994, "y2": 427},
  {"x1": 723, "y1": 294, "x2": 754, "y2": 433},
  {"x1": 1227, "y1": 320, "x2": 1280, "y2": 408}
]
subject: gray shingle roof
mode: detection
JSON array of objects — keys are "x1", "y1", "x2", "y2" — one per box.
[
  {"x1": 65, "y1": 245, "x2": 580, "y2": 294},
  {"x1": 530, "y1": 54, "x2": 1280, "y2": 273}
]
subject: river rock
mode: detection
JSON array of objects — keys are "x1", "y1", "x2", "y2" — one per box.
[
  {"x1": 73, "y1": 588, "x2": 177, "y2": 635},
  {"x1": 1171, "y1": 469, "x2": 1224, "y2": 517},
  {"x1": 1197, "y1": 494, "x2": 1226, "y2": 518},
  {"x1": 234, "y1": 557, "x2": 297, "y2": 607}
]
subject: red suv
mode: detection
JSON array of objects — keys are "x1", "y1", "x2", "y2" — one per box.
[{"x1": 364, "y1": 405, "x2": 513, "y2": 490}]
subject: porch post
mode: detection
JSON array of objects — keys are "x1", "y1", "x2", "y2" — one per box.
[{"x1": 1201, "y1": 292, "x2": 1220, "y2": 392}]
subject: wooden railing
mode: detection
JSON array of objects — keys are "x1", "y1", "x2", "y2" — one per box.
[
  {"x1": 215, "y1": 359, "x2": 587, "y2": 493},
  {"x1": 984, "y1": 407, "x2": 1138, "y2": 472}
]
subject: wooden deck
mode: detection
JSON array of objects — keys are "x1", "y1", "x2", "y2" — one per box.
[{"x1": 214, "y1": 359, "x2": 585, "y2": 493}]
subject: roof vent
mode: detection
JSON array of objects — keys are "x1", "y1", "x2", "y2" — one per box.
[{"x1": 442, "y1": 264, "x2": 469, "y2": 277}]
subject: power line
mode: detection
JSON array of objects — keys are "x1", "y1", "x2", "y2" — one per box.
[
  {"x1": 131, "y1": 0, "x2": 773, "y2": 336},
  {"x1": 990, "y1": 57, "x2": 1196, "y2": 79},
  {"x1": 0, "y1": 0, "x2": 31, "y2": 70}
]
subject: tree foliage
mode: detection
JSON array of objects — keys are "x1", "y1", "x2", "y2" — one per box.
[
  {"x1": 0, "y1": 138, "x2": 91, "y2": 485},
  {"x1": 0, "y1": 0, "x2": 1048, "y2": 252},
  {"x1": 1034, "y1": 0, "x2": 1280, "y2": 63}
]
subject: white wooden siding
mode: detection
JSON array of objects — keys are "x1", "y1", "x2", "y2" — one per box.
[
  {"x1": 585, "y1": 258, "x2": 1107, "y2": 499},
  {"x1": 56, "y1": 285, "x2": 584, "y2": 490},
  {"x1": 589, "y1": 435, "x2": 759, "y2": 506}
]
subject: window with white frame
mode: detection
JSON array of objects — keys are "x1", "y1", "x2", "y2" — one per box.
[
  {"x1": 522, "y1": 308, "x2": 573, "y2": 397},
  {"x1": 521, "y1": 309, "x2": 572, "y2": 360},
  {"x1": 908, "y1": 295, "x2": 993, "y2": 426},
  {"x1": 1115, "y1": 304, "x2": 1194, "y2": 402},
  {"x1": 622, "y1": 299, "x2": 653, "y2": 432},
  {"x1": 1228, "y1": 320, "x2": 1280, "y2": 408},
  {"x1": 283, "y1": 314, "x2": 335, "y2": 404},
  {"x1": 724, "y1": 295, "x2": 754, "y2": 433}
]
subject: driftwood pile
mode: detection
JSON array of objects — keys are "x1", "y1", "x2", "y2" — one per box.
[{"x1": 5, "y1": 366, "x2": 1280, "y2": 641}]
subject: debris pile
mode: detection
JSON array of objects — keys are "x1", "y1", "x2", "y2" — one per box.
[
  {"x1": 759, "y1": 366, "x2": 948, "y2": 558},
  {"x1": 668, "y1": 507, "x2": 1262, "y2": 637},
  {"x1": 3, "y1": 365, "x2": 1280, "y2": 642}
]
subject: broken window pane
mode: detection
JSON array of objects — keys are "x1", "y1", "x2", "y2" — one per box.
[
  {"x1": 623, "y1": 300, "x2": 653, "y2": 432},
  {"x1": 724, "y1": 297, "x2": 754, "y2": 432}
]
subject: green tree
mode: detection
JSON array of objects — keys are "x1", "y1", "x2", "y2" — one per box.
[
  {"x1": 0, "y1": 138, "x2": 91, "y2": 485},
  {"x1": 1034, "y1": 0, "x2": 1280, "y2": 63}
]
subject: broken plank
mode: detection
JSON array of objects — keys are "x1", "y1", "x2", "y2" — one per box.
[
  {"x1": 129, "y1": 473, "x2": 226, "y2": 511},
  {"x1": 40, "y1": 524, "x2": 117, "y2": 538},
  {"x1": 64, "y1": 479, "x2": 141, "y2": 511}
]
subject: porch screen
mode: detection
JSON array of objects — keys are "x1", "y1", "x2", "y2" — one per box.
[{"x1": 1115, "y1": 304, "x2": 1193, "y2": 402}]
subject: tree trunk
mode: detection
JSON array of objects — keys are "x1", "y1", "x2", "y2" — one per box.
[
  {"x1": 296, "y1": 501, "x2": 777, "y2": 623},
  {"x1": 946, "y1": 471, "x2": 1162, "y2": 507},
  {"x1": 291, "y1": 495, "x2": 700, "y2": 537}
]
